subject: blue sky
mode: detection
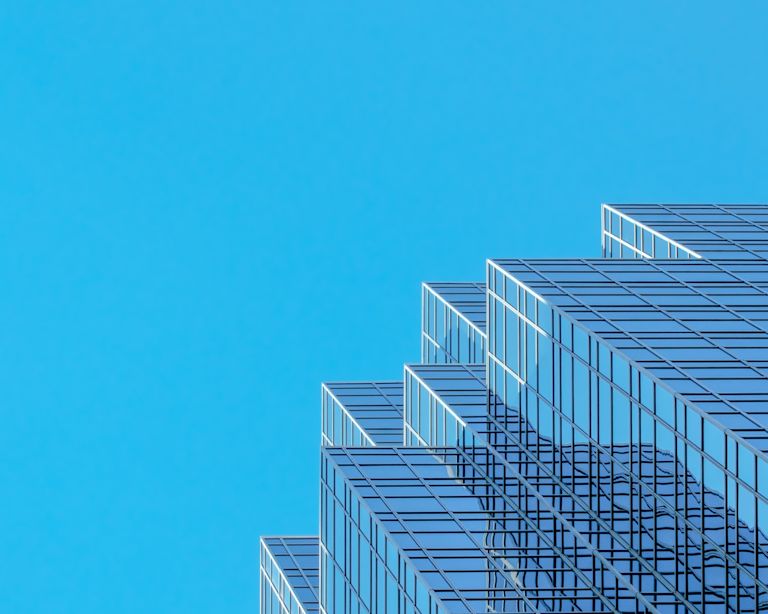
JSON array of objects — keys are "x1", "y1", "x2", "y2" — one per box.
[{"x1": 1, "y1": 2, "x2": 767, "y2": 612}]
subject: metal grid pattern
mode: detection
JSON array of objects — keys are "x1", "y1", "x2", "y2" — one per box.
[
  {"x1": 422, "y1": 283, "x2": 487, "y2": 365},
  {"x1": 489, "y1": 258, "x2": 768, "y2": 457},
  {"x1": 406, "y1": 363, "x2": 768, "y2": 611},
  {"x1": 603, "y1": 204, "x2": 768, "y2": 260},
  {"x1": 488, "y1": 258, "x2": 768, "y2": 610},
  {"x1": 321, "y1": 382, "x2": 404, "y2": 447},
  {"x1": 320, "y1": 448, "x2": 447, "y2": 614},
  {"x1": 264, "y1": 203, "x2": 768, "y2": 614},
  {"x1": 261, "y1": 537, "x2": 321, "y2": 614},
  {"x1": 403, "y1": 364, "x2": 487, "y2": 448},
  {"x1": 322, "y1": 445, "x2": 678, "y2": 613}
]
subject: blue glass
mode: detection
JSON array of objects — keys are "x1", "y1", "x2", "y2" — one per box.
[{"x1": 263, "y1": 204, "x2": 768, "y2": 613}]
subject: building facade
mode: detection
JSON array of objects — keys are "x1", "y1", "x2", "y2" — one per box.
[{"x1": 262, "y1": 204, "x2": 768, "y2": 613}]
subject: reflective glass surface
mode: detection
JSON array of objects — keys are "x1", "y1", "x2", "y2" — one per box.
[
  {"x1": 261, "y1": 537, "x2": 321, "y2": 614},
  {"x1": 422, "y1": 283, "x2": 487, "y2": 365},
  {"x1": 264, "y1": 204, "x2": 768, "y2": 613},
  {"x1": 603, "y1": 204, "x2": 768, "y2": 260},
  {"x1": 322, "y1": 382, "x2": 404, "y2": 447}
]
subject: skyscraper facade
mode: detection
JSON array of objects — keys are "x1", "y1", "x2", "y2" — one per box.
[{"x1": 262, "y1": 204, "x2": 768, "y2": 613}]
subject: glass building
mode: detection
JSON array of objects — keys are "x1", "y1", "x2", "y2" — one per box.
[
  {"x1": 321, "y1": 382, "x2": 404, "y2": 447},
  {"x1": 261, "y1": 537, "x2": 320, "y2": 614},
  {"x1": 262, "y1": 204, "x2": 768, "y2": 613},
  {"x1": 421, "y1": 282, "x2": 487, "y2": 365}
]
